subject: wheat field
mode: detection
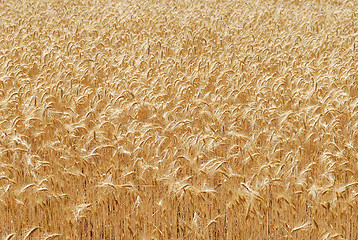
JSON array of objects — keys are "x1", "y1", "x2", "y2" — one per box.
[{"x1": 1, "y1": 0, "x2": 358, "y2": 239}]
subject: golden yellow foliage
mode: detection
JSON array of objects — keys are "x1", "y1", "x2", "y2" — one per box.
[{"x1": 1, "y1": 0, "x2": 358, "y2": 239}]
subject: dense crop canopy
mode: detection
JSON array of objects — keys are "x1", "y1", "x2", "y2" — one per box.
[{"x1": 1, "y1": 0, "x2": 358, "y2": 239}]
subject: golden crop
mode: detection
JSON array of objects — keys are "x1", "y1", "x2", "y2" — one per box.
[{"x1": 1, "y1": 0, "x2": 358, "y2": 239}]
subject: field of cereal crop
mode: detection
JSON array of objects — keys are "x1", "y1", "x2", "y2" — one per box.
[{"x1": 1, "y1": 0, "x2": 358, "y2": 239}]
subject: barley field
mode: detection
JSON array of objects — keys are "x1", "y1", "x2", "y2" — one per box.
[{"x1": 1, "y1": 0, "x2": 358, "y2": 239}]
